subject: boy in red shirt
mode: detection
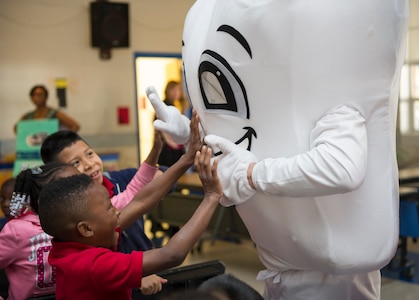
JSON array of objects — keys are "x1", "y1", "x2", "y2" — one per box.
[{"x1": 38, "y1": 114, "x2": 223, "y2": 299}]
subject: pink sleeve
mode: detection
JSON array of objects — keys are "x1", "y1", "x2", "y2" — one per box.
[
  {"x1": 0, "y1": 222, "x2": 18, "y2": 268},
  {"x1": 111, "y1": 163, "x2": 158, "y2": 209}
]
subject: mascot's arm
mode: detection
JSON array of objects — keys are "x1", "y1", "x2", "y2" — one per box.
[
  {"x1": 146, "y1": 86, "x2": 191, "y2": 144},
  {"x1": 205, "y1": 105, "x2": 367, "y2": 206},
  {"x1": 252, "y1": 105, "x2": 367, "y2": 197}
]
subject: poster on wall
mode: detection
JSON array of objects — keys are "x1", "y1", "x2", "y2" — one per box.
[{"x1": 13, "y1": 119, "x2": 58, "y2": 176}]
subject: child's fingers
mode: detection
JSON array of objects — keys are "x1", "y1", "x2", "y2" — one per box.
[
  {"x1": 201, "y1": 147, "x2": 213, "y2": 179},
  {"x1": 194, "y1": 149, "x2": 202, "y2": 172},
  {"x1": 203, "y1": 146, "x2": 213, "y2": 172},
  {"x1": 194, "y1": 148, "x2": 205, "y2": 174},
  {"x1": 190, "y1": 110, "x2": 199, "y2": 134},
  {"x1": 195, "y1": 146, "x2": 212, "y2": 179},
  {"x1": 189, "y1": 110, "x2": 202, "y2": 152},
  {"x1": 211, "y1": 157, "x2": 219, "y2": 177},
  {"x1": 196, "y1": 145, "x2": 207, "y2": 167}
]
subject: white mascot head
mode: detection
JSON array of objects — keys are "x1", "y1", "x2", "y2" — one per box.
[{"x1": 181, "y1": 0, "x2": 408, "y2": 278}]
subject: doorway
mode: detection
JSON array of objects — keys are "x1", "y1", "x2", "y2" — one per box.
[{"x1": 133, "y1": 52, "x2": 182, "y2": 163}]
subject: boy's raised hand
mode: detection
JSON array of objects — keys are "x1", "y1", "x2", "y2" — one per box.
[
  {"x1": 194, "y1": 145, "x2": 222, "y2": 200},
  {"x1": 152, "y1": 130, "x2": 164, "y2": 154},
  {"x1": 144, "y1": 130, "x2": 164, "y2": 167},
  {"x1": 184, "y1": 110, "x2": 203, "y2": 164}
]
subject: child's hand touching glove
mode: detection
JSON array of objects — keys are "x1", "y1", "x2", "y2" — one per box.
[{"x1": 204, "y1": 134, "x2": 257, "y2": 206}]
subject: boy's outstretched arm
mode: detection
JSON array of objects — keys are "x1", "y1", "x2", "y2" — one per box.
[
  {"x1": 118, "y1": 110, "x2": 202, "y2": 230},
  {"x1": 141, "y1": 145, "x2": 222, "y2": 276},
  {"x1": 110, "y1": 130, "x2": 163, "y2": 210},
  {"x1": 143, "y1": 130, "x2": 163, "y2": 167}
]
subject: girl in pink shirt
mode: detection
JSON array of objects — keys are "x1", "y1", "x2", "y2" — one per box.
[{"x1": 0, "y1": 162, "x2": 78, "y2": 299}]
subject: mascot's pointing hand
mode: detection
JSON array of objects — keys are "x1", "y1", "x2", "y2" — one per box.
[
  {"x1": 146, "y1": 86, "x2": 191, "y2": 144},
  {"x1": 204, "y1": 134, "x2": 257, "y2": 206}
]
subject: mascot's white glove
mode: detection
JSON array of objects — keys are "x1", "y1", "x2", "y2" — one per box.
[
  {"x1": 146, "y1": 86, "x2": 191, "y2": 144},
  {"x1": 204, "y1": 134, "x2": 258, "y2": 206}
]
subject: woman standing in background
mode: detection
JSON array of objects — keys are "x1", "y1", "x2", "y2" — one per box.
[
  {"x1": 14, "y1": 84, "x2": 80, "y2": 134},
  {"x1": 157, "y1": 81, "x2": 188, "y2": 167}
]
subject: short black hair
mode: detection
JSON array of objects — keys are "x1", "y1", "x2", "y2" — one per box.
[
  {"x1": 40, "y1": 130, "x2": 85, "y2": 163},
  {"x1": 39, "y1": 174, "x2": 93, "y2": 239},
  {"x1": 30, "y1": 85, "x2": 48, "y2": 98},
  {"x1": 1, "y1": 177, "x2": 16, "y2": 196}
]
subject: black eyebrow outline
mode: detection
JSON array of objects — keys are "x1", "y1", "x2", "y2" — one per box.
[{"x1": 217, "y1": 25, "x2": 252, "y2": 58}]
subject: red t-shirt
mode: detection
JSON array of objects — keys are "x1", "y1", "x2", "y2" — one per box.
[{"x1": 49, "y1": 239, "x2": 143, "y2": 300}]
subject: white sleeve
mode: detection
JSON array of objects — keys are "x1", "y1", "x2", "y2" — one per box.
[{"x1": 252, "y1": 105, "x2": 368, "y2": 197}]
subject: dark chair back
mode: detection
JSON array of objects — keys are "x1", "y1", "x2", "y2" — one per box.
[{"x1": 132, "y1": 260, "x2": 226, "y2": 300}]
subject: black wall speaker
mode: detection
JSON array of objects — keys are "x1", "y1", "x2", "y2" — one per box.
[{"x1": 90, "y1": 1, "x2": 129, "y2": 48}]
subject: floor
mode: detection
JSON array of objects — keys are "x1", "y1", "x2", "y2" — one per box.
[{"x1": 173, "y1": 234, "x2": 419, "y2": 300}]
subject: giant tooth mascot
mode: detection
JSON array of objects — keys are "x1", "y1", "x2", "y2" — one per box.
[{"x1": 146, "y1": 1, "x2": 409, "y2": 299}]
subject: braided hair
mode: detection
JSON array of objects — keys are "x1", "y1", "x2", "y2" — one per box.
[{"x1": 10, "y1": 162, "x2": 73, "y2": 217}]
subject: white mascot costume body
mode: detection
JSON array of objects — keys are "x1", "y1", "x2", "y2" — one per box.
[{"x1": 147, "y1": 1, "x2": 409, "y2": 299}]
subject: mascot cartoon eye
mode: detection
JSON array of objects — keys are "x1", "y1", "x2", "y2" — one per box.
[{"x1": 198, "y1": 50, "x2": 249, "y2": 119}]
